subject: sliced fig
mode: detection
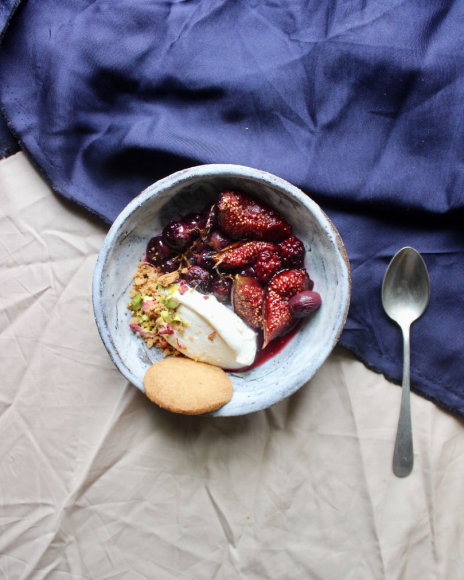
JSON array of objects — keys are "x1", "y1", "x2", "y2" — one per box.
[
  {"x1": 231, "y1": 274, "x2": 264, "y2": 330},
  {"x1": 267, "y1": 269, "x2": 311, "y2": 299},
  {"x1": 214, "y1": 241, "x2": 277, "y2": 269},
  {"x1": 262, "y1": 290, "x2": 294, "y2": 348},
  {"x1": 262, "y1": 269, "x2": 312, "y2": 347},
  {"x1": 217, "y1": 191, "x2": 292, "y2": 242}
]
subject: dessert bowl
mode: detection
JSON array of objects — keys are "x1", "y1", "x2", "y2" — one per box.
[{"x1": 92, "y1": 164, "x2": 351, "y2": 416}]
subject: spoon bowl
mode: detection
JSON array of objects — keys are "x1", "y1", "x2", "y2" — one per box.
[
  {"x1": 382, "y1": 247, "x2": 430, "y2": 477},
  {"x1": 382, "y1": 248, "x2": 430, "y2": 326}
]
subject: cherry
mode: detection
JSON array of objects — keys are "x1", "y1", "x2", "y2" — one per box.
[
  {"x1": 162, "y1": 220, "x2": 194, "y2": 251},
  {"x1": 201, "y1": 203, "x2": 217, "y2": 231},
  {"x1": 196, "y1": 250, "x2": 216, "y2": 270},
  {"x1": 160, "y1": 258, "x2": 179, "y2": 273},
  {"x1": 183, "y1": 212, "x2": 202, "y2": 229},
  {"x1": 184, "y1": 266, "x2": 212, "y2": 293},
  {"x1": 240, "y1": 266, "x2": 256, "y2": 278},
  {"x1": 183, "y1": 212, "x2": 203, "y2": 240},
  {"x1": 146, "y1": 236, "x2": 173, "y2": 265},
  {"x1": 288, "y1": 291, "x2": 321, "y2": 317},
  {"x1": 185, "y1": 252, "x2": 198, "y2": 266},
  {"x1": 194, "y1": 241, "x2": 209, "y2": 253},
  {"x1": 207, "y1": 230, "x2": 231, "y2": 251},
  {"x1": 211, "y1": 277, "x2": 232, "y2": 302}
]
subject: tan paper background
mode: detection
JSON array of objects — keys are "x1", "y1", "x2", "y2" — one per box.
[{"x1": 1, "y1": 153, "x2": 463, "y2": 579}]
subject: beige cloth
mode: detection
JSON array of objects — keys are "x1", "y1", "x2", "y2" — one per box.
[{"x1": 1, "y1": 152, "x2": 463, "y2": 579}]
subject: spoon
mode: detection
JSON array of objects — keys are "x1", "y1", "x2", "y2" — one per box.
[{"x1": 381, "y1": 247, "x2": 430, "y2": 477}]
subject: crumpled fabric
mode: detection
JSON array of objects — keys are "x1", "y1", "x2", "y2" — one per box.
[
  {"x1": 0, "y1": 0, "x2": 20, "y2": 157},
  {"x1": 1, "y1": 152, "x2": 464, "y2": 579},
  {"x1": 0, "y1": 1, "x2": 463, "y2": 415}
]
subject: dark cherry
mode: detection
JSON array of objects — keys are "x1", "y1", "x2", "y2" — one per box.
[
  {"x1": 146, "y1": 235, "x2": 173, "y2": 265},
  {"x1": 184, "y1": 266, "x2": 212, "y2": 293},
  {"x1": 194, "y1": 241, "x2": 209, "y2": 253},
  {"x1": 160, "y1": 257, "x2": 179, "y2": 273},
  {"x1": 196, "y1": 250, "x2": 216, "y2": 270},
  {"x1": 185, "y1": 252, "x2": 198, "y2": 266},
  {"x1": 202, "y1": 203, "x2": 217, "y2": 231},
  {"x1": 207, "y1": 229, "x2": 232, "y2": 251},
  {"x1": 183, "y1": 212, "x2": 202, "y2": 228},
  {"x1": 288, "y1": 291, "x2": 321, "y2": 317},
  {"x1": 183, "y1": 212, "x2": 203, "y2": 240},
  {"x1": 211, "y1": 277, "x2": 233, "y2": 302},
  {"x1": 162, "y1": 220, "x2": 194, "y2": 251},
  {"x1": 240, "y1": 266, "x2": 256, "y2": 278}
]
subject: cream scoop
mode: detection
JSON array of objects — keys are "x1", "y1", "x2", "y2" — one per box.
[{"x1": 163, "y1": 285, "x2": 257, "y2": 369}]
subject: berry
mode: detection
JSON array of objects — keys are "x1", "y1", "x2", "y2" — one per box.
[
  {"x1": 162, "y1": 220, "x2": 194, "y2": 251},
  {"x1": 184, "y1": 266, "x2": 212, "y2": 293},
  {"x1": 207, "y1": 229, "x2": 232, "y2": 251},
  {"x1": 183, "y1": 212, "x2": 203, "y2": 230},
  {"x1": 183, "y1": 212, "x2": 203, "y2": 240},
  {"x1": 217, "y1": 190, "x2": 292, "y2": 242},
  {"x1": 240, "y1": 266, "x2": 256, "y2": 277},
  {"x1": 254, "y1": 250, "x2": 282, "y2": 283},
  {"x1": 278, "y1": 235, "x2": 305, "y2": 268},
  {"x1": 201, "y1": 203, "x2": 217, "y2": 232},
  {"x1": 196, "y1": 250, "x2": 216, "y2": 270},
  {"x1": 211, "y1": 277, "x2": 233, "y2": 302},
  {"x1": 231, "y1": 275, "x2": 264, "y2": 330},
  {"x1": 193, "y1": 241, "x2": 209, "y2": 253},
  {"x1": 160, "y1": 257, "x2": 179, "y2": 273},
  {"x1": 288, "y1": 291, "x2": 322, "y2": 317},
  {"x1": 185, "y1": 252, "x2": 197, "y2": 266},
  {"x1": 146, "y1": 235, "x2": 173, "y2": 266}
]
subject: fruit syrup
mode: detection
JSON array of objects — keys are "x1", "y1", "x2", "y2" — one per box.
[{"x1": 225, "y1": 321, "x2": 302, "y2": 373}]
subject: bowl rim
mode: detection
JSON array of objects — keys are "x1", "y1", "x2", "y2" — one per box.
[{"x1": 92, "y1": 163, "x2": 351, "y2": 413}]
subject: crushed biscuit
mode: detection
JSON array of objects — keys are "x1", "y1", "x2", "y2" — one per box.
[{"x1": 127, "y1": 262, "x2": 182, "y2": 357}]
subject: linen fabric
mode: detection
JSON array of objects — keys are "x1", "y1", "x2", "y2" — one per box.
[
  {"x1": 0, "y1": 1, "x2": 463, "y2": 414},
  {"x1": 1, "y1": 152, "x2": 464, "y2": 578}
]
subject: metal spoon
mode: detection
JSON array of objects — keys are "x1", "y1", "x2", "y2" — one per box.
[{"x1": 381, "y1": 247, "x2": 430, "y2": 477}]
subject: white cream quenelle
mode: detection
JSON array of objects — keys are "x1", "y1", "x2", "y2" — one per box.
[{"x1": 164, "y1": 285, "x2": 257, "y2": 369}]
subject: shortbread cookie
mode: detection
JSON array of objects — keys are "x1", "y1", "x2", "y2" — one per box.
[{"x1": 143, "y1": 357, "x2": 233, "y2": 415}]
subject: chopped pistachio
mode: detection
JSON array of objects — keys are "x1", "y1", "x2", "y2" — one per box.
[
  {"x1": 165, "y1": 297, "x2": 179, "y2": 310},
  {"x1": 130, "y1": 294, "x2": 143, "y2": 310}
]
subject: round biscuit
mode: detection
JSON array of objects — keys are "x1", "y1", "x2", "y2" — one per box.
[{"x1": 143, "y1": 357, "x2": 233, "y2": 415}]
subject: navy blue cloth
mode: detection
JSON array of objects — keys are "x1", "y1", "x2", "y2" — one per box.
[
  {"x1": 0, "y1": 110, "x2": 17, "y2": 158},
  {"x1": 1, "y1": 0, "x2": 463, "y2": 416},
  {"x1": 0, "y1": 0, "x2": 20, "y2": 157}
]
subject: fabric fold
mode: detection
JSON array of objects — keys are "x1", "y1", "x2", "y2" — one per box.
[{"x1": 0, "y1": 0, "x2": 463, "y2": 415}]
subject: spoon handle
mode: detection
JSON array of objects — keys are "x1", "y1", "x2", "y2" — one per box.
[{"x1": 392, "y1": 324, "x2": 414, "y2": 477}]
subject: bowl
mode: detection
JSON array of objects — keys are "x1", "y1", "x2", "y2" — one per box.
[{"x1": 92, "y1": 164, "x2": 351, "y2": 416}]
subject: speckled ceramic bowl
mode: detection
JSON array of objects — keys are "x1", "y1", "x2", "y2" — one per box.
[{"x1": 92, "y1": 164, "x2": 350, "y2": 416}]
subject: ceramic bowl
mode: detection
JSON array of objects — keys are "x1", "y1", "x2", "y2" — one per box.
[{"x1": 92, "y1": 164, "x2": 350, "y2": 416}]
